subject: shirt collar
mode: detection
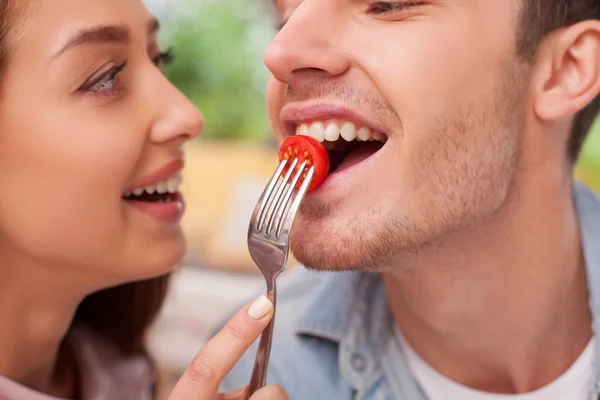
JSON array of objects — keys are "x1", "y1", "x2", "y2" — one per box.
[
  {"x1": 295, "y1": 270, "x2": 390, "y2": 395},
  {"x1": 574, "y1": 182, "x2": 600, "y2": 395},
  {"x1": 295, "y1": 270, "x2": 379, "y2": 344}
]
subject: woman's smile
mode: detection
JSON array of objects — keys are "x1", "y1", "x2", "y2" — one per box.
[{"x1": 122, "y1": 156, "x2": 186, "y2": 223}]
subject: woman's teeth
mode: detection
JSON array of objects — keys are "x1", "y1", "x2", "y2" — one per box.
[
  {"x1": 123, "y1": 175, "x2": 181, "y2": 198},
  {"x1": 296, "y1": 121, "x2": 386, "y2": 143}
]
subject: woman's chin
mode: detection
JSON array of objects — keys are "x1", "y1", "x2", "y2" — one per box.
[{"x1": 118, "y1": 243, "x2": 187, "y2": 283}]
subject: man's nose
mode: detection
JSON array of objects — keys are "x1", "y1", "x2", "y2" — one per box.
[{"x1": 264, "y1": 0, "x2": 351, "y2": 85}]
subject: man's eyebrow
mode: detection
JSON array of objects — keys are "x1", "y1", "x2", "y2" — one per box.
[
  {"x1": 52, "y1": 18, "x2": 160, "y2": 60},
  {"x1": 52, "y1": 25, "x2": 130, "y2": 59}
]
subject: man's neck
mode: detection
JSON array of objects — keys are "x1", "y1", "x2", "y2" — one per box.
[{"x1": 382, "y1": 173, "x2": 592, "y2": 394}]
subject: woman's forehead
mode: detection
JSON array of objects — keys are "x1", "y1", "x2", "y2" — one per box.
[{"x1": 9, "y1": 0, "x2": 155, "y2": 51}]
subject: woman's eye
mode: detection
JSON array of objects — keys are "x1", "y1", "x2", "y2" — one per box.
[
  {"x1": 153, "y1": 47, "x2": 175, "y2": 70},
  {"x1": 367, "y1": 1, "x2": 426, "y2": 14},
  {"x1": 81, "y1": 60, "x2": 128, "y2": 93}
]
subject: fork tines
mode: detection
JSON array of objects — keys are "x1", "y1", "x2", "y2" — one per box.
[{"x1": 254, "y1": 157, "x2": 314, "y2": 237}]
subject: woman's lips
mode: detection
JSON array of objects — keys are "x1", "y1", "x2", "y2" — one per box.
[{"x1": 124, "y1": 192, "x2": 185, "y2": 223}]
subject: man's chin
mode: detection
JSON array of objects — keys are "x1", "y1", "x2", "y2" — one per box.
[
  {"x1": 289, "y1": 220, "x2": 397, "y2": 273},
  {"x1": 289, "y1": 204, "x2": 443, "y2": 273},
  {"x1": 291, "y1": 248, "x2": 366, "y2": 272},
  {"x1": 296, "y1": 196, "x2": 339, "y2": 222},
  {"x1": 289, "y1": 223, "x2": 360, "y2": 271}
]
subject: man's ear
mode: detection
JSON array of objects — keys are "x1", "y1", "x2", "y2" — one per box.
[{"x1": 532, "y1": 20, "x2": 600, "y2": 122}]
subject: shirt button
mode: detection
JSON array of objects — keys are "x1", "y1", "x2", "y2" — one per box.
[{"x1": 350, "y1": 353, "x2": 366, "y2": 372}]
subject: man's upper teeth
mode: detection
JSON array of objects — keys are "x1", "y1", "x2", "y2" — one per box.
[
  {"x1": 325, "y1": 123, "x2": 338, "y2": 141},
  {"x1": 357, "y1": 127, "x2": 370, "y2": 141},
  {"x1": 311, "y1": 122, "x2": 326, "y2": 141},
  {"x1": 296, "y1": 121, "x2": 385, "y2": 142},
  {"x1": 124, "y1": 175, "x2": 181, "y2": 197}
]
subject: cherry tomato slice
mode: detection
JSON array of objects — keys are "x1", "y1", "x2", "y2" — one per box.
[{"x1": 278, "y1": 135, "x2": 329, "y2": 192}]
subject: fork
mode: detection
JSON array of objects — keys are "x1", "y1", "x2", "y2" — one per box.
[{"x1": 245, "y1": 157, "x2": 314, "y2": 397}]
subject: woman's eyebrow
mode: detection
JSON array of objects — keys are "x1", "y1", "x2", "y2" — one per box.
[
  {"x1": 52, "y1": 25, "x2": 129, "y2": 59},
  {"x1": 52, "y1": 18, "x2": 160, "y2": 60}
]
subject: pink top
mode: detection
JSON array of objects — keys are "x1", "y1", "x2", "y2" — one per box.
[{"x1": 0, "y1": 325, "x2": 154, "y2": 400}]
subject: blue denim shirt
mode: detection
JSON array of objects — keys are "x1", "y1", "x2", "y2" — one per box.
[{"x1": 221, "y1": 183, "x2": 600, "y2": 400}]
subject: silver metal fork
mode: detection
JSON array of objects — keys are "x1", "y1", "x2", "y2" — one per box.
[{"x1": 246, "y1": 157, "x2": 314, "y2": 397}]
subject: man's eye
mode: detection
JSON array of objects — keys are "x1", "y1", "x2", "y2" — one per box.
[{"x1": 367, "y1": 1, "x2": 426, "y2": 14}]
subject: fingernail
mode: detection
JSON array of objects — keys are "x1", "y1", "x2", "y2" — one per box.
[
  {"x1": 224, "y1": 386, "x2": 247, "y2": 399},
  {"x1": 248, "y1": 295, "x2": 273, "y2": 319}
]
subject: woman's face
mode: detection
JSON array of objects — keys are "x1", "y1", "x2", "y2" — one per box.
[{"x1": 0, "y1": 0, "x2": 204, "y2": 286}]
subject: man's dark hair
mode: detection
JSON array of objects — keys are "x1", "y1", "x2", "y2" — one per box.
[{"x1": 518, "y1": 0, "x2": 600, "y2": 163}]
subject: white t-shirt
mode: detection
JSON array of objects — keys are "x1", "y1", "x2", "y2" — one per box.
[{"x1": 394, "y1": 326, "x2": 596, "y2": 400}]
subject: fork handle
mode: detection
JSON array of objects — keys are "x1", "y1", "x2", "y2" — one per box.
[{"x1": 247, "y1": 286, "x2": 276, "y2": 397}]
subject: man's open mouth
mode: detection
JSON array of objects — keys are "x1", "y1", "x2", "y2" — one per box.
[
  {"x1": 295, "y1": 121, "x2": 387, "y2": 174},
  {"x1": 121, "y1": 175, "x2": 182, "y2": 203}
]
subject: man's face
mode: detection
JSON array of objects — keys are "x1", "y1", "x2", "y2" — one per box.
[{"x1": 265, "y1": 0, "x2": 530, "y2": 271}]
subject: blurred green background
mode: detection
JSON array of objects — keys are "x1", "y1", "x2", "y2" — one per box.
[
  {"x1": 579, "y1": 117, "x2": 600, "y2": 190},
  {"x1": 156, "y1": 0, "x2": 274, "y2": 141}
]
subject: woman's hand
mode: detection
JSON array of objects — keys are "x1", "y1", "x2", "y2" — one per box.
[{"x1": 168, "y1": 295, "x2": 289, "y2": 400}]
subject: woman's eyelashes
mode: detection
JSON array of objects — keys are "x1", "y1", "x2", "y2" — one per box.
[
  {"x1": 80, "y1": 60, "x2": 128, "y2": 93},
  {"x1": 153, "y1": 47, "x2": 174, "y2": 70},
  {"x1": 78, "y1": 48, "x2": 175, "y2": 95},
  {"x1": 367, "y1": 1, "x2": 427, "y2": 14}
]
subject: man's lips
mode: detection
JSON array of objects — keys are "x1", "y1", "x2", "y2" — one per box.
[{"x1": 280, "y1": 102, "x2": 390, "y2": 138}]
